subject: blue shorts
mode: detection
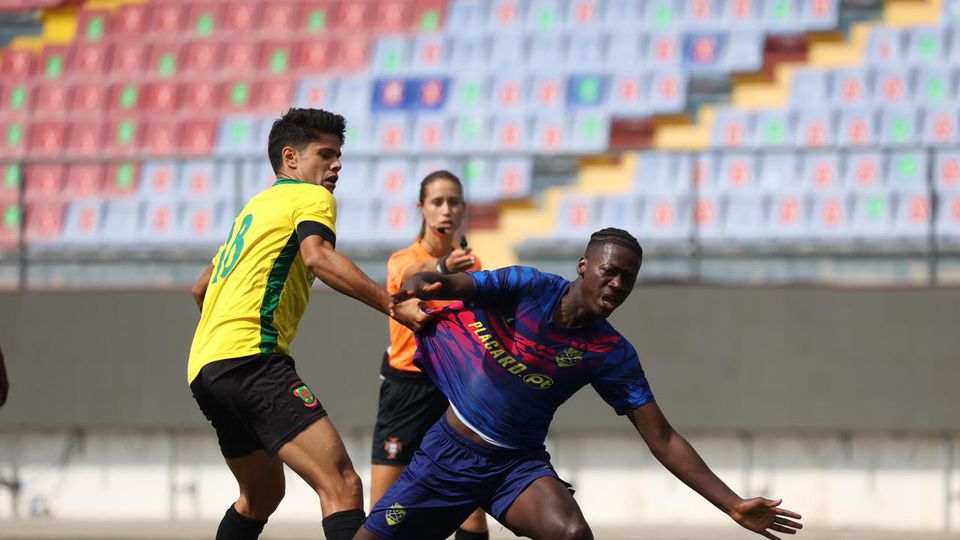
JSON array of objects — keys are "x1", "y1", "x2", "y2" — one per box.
[{"x1": 364, "y1": 414, "x2": 566, "y2": 540}]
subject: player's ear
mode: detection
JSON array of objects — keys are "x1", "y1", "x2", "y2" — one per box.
[
  {"x1": 576, "y1": 257, "x2": 586, "y2": 277},
  {"x1": 282, "y1": 146, "x2": 299, "y2": 169}
]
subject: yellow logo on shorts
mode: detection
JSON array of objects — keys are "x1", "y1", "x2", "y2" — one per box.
[
  {"x1": 385, "y1": 503, "x2": 407, "y2": 526},
  {"x1": 555, "y1": 347, "x2": 583, "y2": 367}
]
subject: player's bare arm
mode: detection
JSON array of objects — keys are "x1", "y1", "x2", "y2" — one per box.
[
  {"x1": 394, "y1": 271, "x2": 476, "y2": 303},
  {"x1": 191, "y1": 264, "x2": 214, "y2": 311},
  {"x1": 627, "y1": 402, "x2": 802, "y2": 539},
  {"x1": 300, "y1": 236, "x2": 429, "y2": 331}
]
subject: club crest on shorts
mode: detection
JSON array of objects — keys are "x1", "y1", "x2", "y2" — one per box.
[
  {"x1": 291, "y1": 383, "x2": 318, "y2": 408},
  {"x1": 384, "y1": 437, "x2": 403, "y2": 460},
  {"x1": 385, "y1": 503, "x2": 407, "y2": 526},
  {"x1": 555, "y1": 347, "x2": 583, "y2": 367}
]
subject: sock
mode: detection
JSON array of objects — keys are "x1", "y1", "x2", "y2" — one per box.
[
  {"x1": 322, "y1": 508, "x2": 366, "y2": 540},
  {"x1": 455, "y1": 529, "x2": 489, "y2": 540},
  {"x1": 216, "y1": 504, "x2": 267, "y2": 540}
]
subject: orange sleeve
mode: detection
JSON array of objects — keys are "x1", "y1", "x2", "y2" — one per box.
[{"x1": 386, "y1": 249, "x2": 419, "y2": 294}]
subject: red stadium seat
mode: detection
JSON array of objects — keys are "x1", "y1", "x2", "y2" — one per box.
[
  {"x1": 65, "y1": 164, "x2": 104, "y2": 199},
  {"x1": 223, "y1": 3, "x2": 260, "y2": 34},
  {"x1": 69, "y1": 42, "x2": 110, "y2": 79},
  {"x1": 219, "y1": 79, "x2": 257, "y2": 113},
  {"x1": 0, "y1": 201, "x2": 20, "y2": 250},
  {"x1": 69, "y1": 81, "x2": 107, "y2": 117},
  {"x1": 27, "y1": 121, "x2": 67, "y2": 158},
  {"x1": 301, "y1": 1, "x2": 339, "y2": 33},
  {"x1": 103, "y1": 162, "x2": 140, "y2": 198},
  {"x1": 337, "y1": 0, "x2": 373, "y2": 32},
  {"x1": 186, "y1": 2, "x2": 224, "y2": 38},
  {"x1": 184, "y1": 40, "x2": 222, "y2": 73},
  {"x1": 147, "y1": 3, "x2": 188, "y2": 35},
  {"x1": 260, "y1": 40, "x2": 297, "y2": 76},
  {"x1": 66, "y1": 120, "x2": 104, "y2": 158},
  {"x1": 147, "y1": 41, "x2": 183, "y2": 79},
  {"x1": 142, "y1": 119, "x2": 180, "y2": 157},
  {"x1": 107, "y1": 82, "x2": 143, "y2": 114},
  {"x1": 109, "y1": 42, "x2": 148, "y2": 74},
  {"x1": 24, "y1": 164, "x2": 64, "y2": 202},
  {"x1": 376, "y1": 0, "x2": 413, "y2": 32},
  {"x1": 180, "y1": 119, "x2": 219, "y2": 156},
  {"x1": 33, "y1": 82, "x2": 70, "y2": 117},
  {"x1": 142, "y1": 81, "x2": 180, "y2": 115},
  {"x1": 76, "y1": 9, "x2": 111, "y2": 44},
  {"x1": 0, "y1": 163, "x2": 20, "y2": 204},
  {"x1": 0, "y1": 49, "x2": 35, "y2": 80},
  {"x1": 255, "y1": 78, "x2": 296, "y2": 113},
  {"x1": 24, "y1": 201, "x2": 66, "y2": 245},
  {"x1": 110, "y1": 4, "x2": 148, "y2": 39},
  {"x1": 222, "y1": 41, "x2": 260, "y2": 74},
  {"x1": 297, "y1": 38, "x2": 337, "y2": 75},
  {"x1": 413, "y1": 0, "x2": 447, "y2": 31},
  {"x1": 337, "y1": 35, "x2": 371, "y2": 73},
  {"x1": 259, "y1": 1, "x2": 302, "y2": 34},
  {"x1": 0, "y1": 80, "x2": 31, "y2": 118},
  {"x1": 0, "y1": 120, "x2": 27, "y2": 159},
  {"x1": 180, "y1": 80, "x2": 221, "y2": 111},
  {"x1": 37, "y1": 46, "x2": 69, "y2": 81},
  {"x1": 103, "y1": 117, "x2": 143, "y2": 157}
]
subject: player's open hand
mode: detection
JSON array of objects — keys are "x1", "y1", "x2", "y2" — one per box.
[
  {"x1": 391, "y1": 298, "x2": 433, "y2": 332},
  {"x1": 393, "y1": 276, "x2": 444, "y2": 303},
  {"x1": 730, "y1": 497, "x2": 802, "y2": 539},
  {"x1": 443, "y1": 247, "x2": 475, "y2": 273}
]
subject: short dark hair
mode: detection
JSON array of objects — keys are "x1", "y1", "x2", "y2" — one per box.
[
  {"x1": 267, "y1": 108, "x2": 346, "y2": 173},
  {"x1": 585, "y1": 228, "x2": 643, "y2": 262}
]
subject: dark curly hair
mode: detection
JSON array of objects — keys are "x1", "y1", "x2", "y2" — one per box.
[{"x1": 267, "y1": 108, "x2": 346, "y2": 173}]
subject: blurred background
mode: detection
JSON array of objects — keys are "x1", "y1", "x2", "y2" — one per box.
[{"x1": 0, "y1": 0, "x2": 959, "y2": 537}]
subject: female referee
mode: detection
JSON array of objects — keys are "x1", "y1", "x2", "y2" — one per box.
[{"x1": 369, "y1": 170, "x2": 488, "y2": 540}]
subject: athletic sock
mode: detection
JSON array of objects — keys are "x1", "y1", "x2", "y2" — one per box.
[
  {"x1": 216, "y1": 504, "x2": 267, "y2": 540},
  {"x1": 322, "y1": 508, "x2": 366, "y2": 540},
  {"x1": 455, "y1": 529, "x2": 489, "y2": 540}
]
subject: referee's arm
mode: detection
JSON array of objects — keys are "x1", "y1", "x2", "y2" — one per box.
[{"x1": 191, "y1": 264, "x2": 214, "y2": 311}]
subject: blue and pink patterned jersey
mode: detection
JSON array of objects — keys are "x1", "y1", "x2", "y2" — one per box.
[{"x1": 413, "y1": 266, "x2": 655, "y2": 449}]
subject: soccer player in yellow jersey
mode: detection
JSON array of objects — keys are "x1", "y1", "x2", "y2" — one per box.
[{"x1": 188, "y1": 109, "x2": 426, "y2": 540}]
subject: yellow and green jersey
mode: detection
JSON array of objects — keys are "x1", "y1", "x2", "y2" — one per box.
[{"x1": 187, "y1": 178, "x2": 337, "y2": 384}]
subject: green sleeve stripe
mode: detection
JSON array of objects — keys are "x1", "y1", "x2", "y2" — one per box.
[{"x1": 259, "y1": 231, "x2": 300, "y2": 354}]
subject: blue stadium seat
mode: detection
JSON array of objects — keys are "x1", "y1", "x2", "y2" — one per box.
[
  {"x1": 934, "y1": 192, "x2": 960, "y2": 245},
  {"x1": 801, "y1": 151, "x2": 842, "y2": 192},
  {"x1": 241, "y1": 159, "x2": 275, "y2": 202},
  {"x1": 604, "y1": 30, "x2": 644, "y2": 70},
  {"x1": 871, "y1": 67, "x2": 911, "y2": 107},
  {"x1": 849, "y1": 191, "x2": 894, "y2": 243},
  {"x1": 712, "y1": 108, "x2": 751, "y2": 148},
  {"x1": 830, "y1": 68, "x2": 871, "y2": 108},
  {"x1": 718, "y1": 193, "x2": 768, "y2": 245},
  {"x1": 793, "y1": 109, "x2": 835, "y2": 148},
  {"x1": 409, "y1": 33, "x2": 449, "y2": 74},
  {"x1": 599, "y1": 194, "x2": 643, "y2": 232},
  {"x1": 934, "y1": 150, "x2": 960, "y2": 193},
  {"x1": 760, "y1": 0, "x2": 801, "y2": 34},
  {"x1": 101, "y1": 199, "x2": 142, "y2": 247},
  {"x1": 529, "y1": 74, "x2": 566, "y2": 111},
  {"x1": 487, "y1": 0, "x2": 525, "y2": 33},
  {"x1": 371, "y1": 36, "x2": 410, "y2": 74},
  {"x1": 333, "y1": 158, "x2": 372, "y2": 199},
  {"x1": 411, "y1": 114, "x2": 450, "y2": 154},
  {"x1": 335, "y1": 197, "x2": 380, "y2": 246},
  {"x1": 61, "y1": 198, "x2": 104, "y2": 248},
  {"x1": 920, "y1": 106, "x2": 959, "y2": 146},
  {"x1": 800, "y1": 0, "x2": 838, "y2": 31},
  {"x1": 751, "y1": 109, "x2": 791, "y2": 148},
  {"x1": 633, "y1": 152, "x2": 692, "y2": 194},
  {"x1": 865, "y1": 27, "x2": 904, "y2": 66},
  {"x1": 140, "y1": 160, "x2": 180, "y2": 200},
  {"x1": 759, "y1": 151, "x2": 801, "y2": 193},
  {"x1": 682, "y1": 32, "x2": 727, "y2": 74},
  {"x1": 374, "y1": 158, "x2": 417, "y2": 199},
  {"x1": 836, "y1": 107, "x2": 877, "y2": 147},
  {"x1": 569, "y1": 111, "x2": 609, "y2": 152},
  {"x1": 372, "y1": 114, "x2": 411, "y2": 153},
  {"x1": 717, "y1": 152, "x2": 759, "y2": 193},
  {"x1": 567, "y1": 74, "x2": 607, "y2": 108},
  {"x1": 878, "y1": 106, "x2": 920, "y2": 146},
  {"x1": 215, "y1": 115, "x2": 260, "y2": 156},
  {"x1": 892, "y1": 191, "x2": 931, "y2": 243},
  {"x1": 494, "y1": 157, "x2": 533, "y2": 199},
  {"x1": 448, "y1": 33, "x2": 488, "y2": 71},
  {"x1": 723, "y1": 31, "x2": 764, "y2": 73},
  {"x1": 843, "y1": 151, "x2": 886, "y2": 192},
  {"x1": 179, "y1": 160, "x2": 233, "y2": 202},
  {"x1": 526, "y1": 0, "x2": 565, "y2": 33},
  {"x1": 912, "y1": 67, "x2": 955, "y2": 108},
  {"x1": 607, "y1": 72, "x2": 647, "y2": 116},
  {"x1": 791, "y1": 68, "x2": 829, "y2": 105},
  {"x1": 565, "y1": 31, "x2": 606, "y2": 70},
  {"x1": 553, "y1": 194, "x2": 603, "y2": 240},
  {"x1": 294, "y1": 77, "x2": 338, "y2": 110},
  {"x1": 491, "y1": 114, "x2": 531, "y2": 152},
  {"x1": 531, "y1": 113, "x2": 568, "y2": 153},
  {"x1": 636, "y1": 193, "x2": 692, "y2": 246},
  {"x1": 885, "y1": 150, "x2": 928, "y2": 194},
  {"x1": 767, "y1": 191, "x2": 810, "y2": 244},
  {"x1": 905, "y1": 27, "x2": 948, "y2": 66},
  {"x1": 445, "y1": 0, "x2": 487, "y2": 34},
  {"x1": 647, "y1": 70, "x2": 687, "y2": 114}
]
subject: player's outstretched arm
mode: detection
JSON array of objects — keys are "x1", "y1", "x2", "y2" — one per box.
[
  {"x1": 627, "y1": 402, "x2": 802, "y2": 540},
  {"x1": 394, "y1": 271, "x2": 476, "y2": 303},
  {"x1": 300, "y1": 235, "x2": 430, "y2": 331},
  {"x1": 191, "y1": 264, "x2": 214, "y2": 311}
]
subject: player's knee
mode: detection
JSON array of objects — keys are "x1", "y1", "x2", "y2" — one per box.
[
  {"x1": 236, "y1": 484, "x2": 285, "y2": 520},
  {"x1": 549, "y1": 517, "x2": 592, "y2": 540},
  {"x1": 318, "y1": 468, "x2": 362, "y2": 504}
]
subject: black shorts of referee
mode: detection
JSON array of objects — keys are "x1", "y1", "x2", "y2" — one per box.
[
  {"x1": 191, "y1": 353, "x2": 328, "y2": 458},
  {"x1": 370, "y1": 352, "x2": 449, "y2": 466}
]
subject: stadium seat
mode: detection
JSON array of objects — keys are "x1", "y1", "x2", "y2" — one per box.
[
  {"x1": 920, "y1": 106, "x2": 959, "y2": 146},
  {"x1": 871, "y1": 67, "x2": 911, "y2": 107},
  {"x1": 602, "y1": 0, "x2": 642, "y2": 29},
  {"x1": 486, "y1": 33, "x2": 526, "y2": 71},
  {"x1": 526, "y1": 0, "x2": 565, "y2": 32},
  {"x1": 836, "y1": 107, "x2": 877, "y2": 147},
  {"x1": 647, "y1": 71, "x2": 687, "y2": 114},
  {"x1": 567, "y1": 75, "x2": 606, "y2": 109},
  {"x1": 598, "y1": 194, "x2": 643, "y2": 233},
  {"x1": 27, "y1": 121, "x2": 67, "y2": 158},
  {"x1": 140, "y1": 199, "x2": 181, "y2": 246},
  {"x1": 410, "y1": 33, "x2": 449, "y2": 74},
  {"x1": 843, "y1": 151, "x2": 885, "y2": 192},
  {"x1": 633, "y1": 152, "x2": 691, "y2": 194},
  {"x1": 913, "y1": 67, "x2": 955, "y2": 107},
  {"x1": 140, "y1": 161, "x2": 179, "y2": 200},
  {"x1": 372, "y1": 37, "x2": 410, "y2": 75},
  {"x1": 878, "y1": 106, "x2": 920, "y2": 146},
  {"x1": 717, "y1": 152, "x2": 759, "y2": 193},
  {"x1": 569, "y1": 111, "x2": 609, "y2": 152},
  {"x1": 69, "y1": 42, "x2": 110, "y2": 80},
  {"x1": 413, "y1": 158, "x2": 460, "y2": 186},
  {"x1": 258, "y1": 1, "x2": 302, "y2": 35},
  {"x1": 339, "y1": 0, "x2": 378, "y2": 33},
  {"x1": 1, "y1": 163, "x2": 21, "y2": 203},
  {"x1": 905, "y1": 27, "x2": 947, "y2": 66},
  {"x1": 33, "y1": 82, "x2": 70, "y2": 117},
  {"x1": 100, "y1": 198, "x2": 142, "y2": 247},
  {"x1": 295, "y1": 77, "x2": 338, "y2": 110},
  {"x1": 103, "y1": 162, "x2": 140, "y2": 198},
  {"x1": 448, "y1": 113, "x2": 490, "y2": 153},
  {"x1": 760, "y1": 0, "x2": 801, "y2": 34},
  {"x1": 494, "y1": 157, "x2": 533, "y2": 199},
  {"x1": 491, "y1": 74, "x2": 527, "y2": 112},
  {"x1": 0, "y1": 120, "x2": 27, "y2": 159},
  {"x1": 604, "y1": 30, "x2": 643, "y2": 70},
  {"x1": 801, "y1": 151, "x2": 842, "y2": 192},
  {"x1": 70, "y1": 81, "x2": 108, "y2": 117},
  {"x1": 892, "y1": 191, "x2": 931, "y2": 243},
  {"x1": 215, "y1": 116, "x2": 260, "y2": 156},
  {"x1": 690, "y1": 152, "x2": 718, "y2": 192},
  {"x1": 849, "y1": 191, "x2": 894, "y2": 243},
  {"x1": 65, "y1": 120, "x2": 104, "y2": 158},
  {"x1": 186, "y1": 2, "x2": 224, "y2": 38},
  {"x1": 332, "y1": 77, "x2": 372, "y2": 120},
  {"x1": 142, "y1": 119, "x2": 180, "y2": 158},
  {"x1": 373, "y1": 114, "x2": 412, "y2": 153},
  {"x1": 800, "y1": 0, "x2": 838, "y2": 30},
  {"x1": 24, "y1": 201, "x2": 66, "y2": 247},
  {"x1": 61, "y1": 199, "x2": 105, "y2": 248},
  {"x1": 38, "y1": 46, "x2": 69, "y2": 82},
  {"x1": 865, "y1": 27, "x2": 903, "y2": 66},
  {"x1": 791, "y1": 69, "x2": 829, "y2": 104},
  {"x1": 147, "y1": 3, "x2": 188, "y2": 35},
  {"x1": 723, "y1": 31, "x2": 764, "y2": 73},
  {"x1": 180, "y1": 160, "x2": 233, "y2": 202},
  {"x1": 751, "y1": 109, "x2": 791, "y2": 148},
  {"x1": 527, "y1": 34, "x2": 566, "y2": 70},
  {"x1": 184, "y1": 40, "x2": 222, "y2": 74},
  {"x1": 712, "y1": 108, "x2": 751, "y2": 148},
  {"x1": 934, "y1": 150, "x2": 960, "y2": 193},
  {"x1": 531, "y1": 113, "x2": 568, "y2": 153},
  {"x1": 446, "y1": 0, "x2": 487, "y2": 33},
  {"x1": 553, "y1": 194, "x2": 602, "y2": 240},
  {"x1": 335, "y1": 35, "x2": 372, "y2": 73},
  {"x1": 636, "y1": 194, "x2": 693, "y2": 246},
  {"x1": 374, "y1": 159, "x2": 417, "y2": 199},
  {"x1": 0, "y1": 81, "x2": 30, "y2": 119},
  {"x1": 0, "y1": 201, "x2": 20, "y2": 250},
  {"x1": 759, "y1": 151, "x2": 801, "y2": 193},
  {"x1": 376, "y1": 199, "x2": 422, "y2": 243},
  {"x1": 412, "y1": 0, "x2": 447, "y2": 32},
  {"x1": 935, "y1": 193, "x2": 960, "y2": 244},
  {"x1": 180, "y1": 119, "x2": 219, "y2": 157},
  {"x1": 448, "y1": 33, "x2": 488, "y2": 71},
  {"x1": 411, "y1": 114, "x2": 450, "y2": 153},
  {"x1": 487, "y1": 0, "x2": 524, "y2": 32},
  {"x1": 461, "y1": 157, "x2": 496, "y2": 203},
  {"x1": 241, "y1": 159, "x2": 275, "y2": 202},
  {"x1": 146, "y1": 41, "x2": 183, "y2": 79},
  {"x1": 23, "y1": 164, "x2": 63, "y2": 202},
  {"x1": 809, "y1": 192, "x2": 852, "y2": 245},
  {"x1": 103, "y1": 117, "x2": 143, "y2": 157},
  {"x1": 683, "y1": 32, "x2": 728, "y2": 74},
  {"x1": 180, "y1": 200, "x2": 233, "y2": 248},
  {"x1": 109, "y1": 42, "x2": 148, "y2": 75},
  {"x1": 886, "y1": 150, "x2": 927, "y2": 193},
  {"x1": 718, "y1": 193, "x2": 769, "y2": 245},
  {"x1": 529, "y1": 74, "x2": 566, "y2": 111},
  {"x1": 767, "y1": 192, "x2": 810, "y2": 244},
  {"x1": 647, "y1": 32, "x2": 682, "y2": 69},
  {"x1": 830, "y1": 68, "x2": 871, "y2": 108},
  {"x1": 0, "y1": 49, "x2": 35, "y2": 81},
  {"x1": 793, "y1": 109, "x2": 834, "y2": 148},
  {"x1": 607, "y1": 72, "x2": 648, "y2": 116},
  {"x1": 693, "y1": 194, "x2": 723, "y2": 245},
  {"x1": 491, "y1": 114, "x2": 530, "y2": 152},
  {"x1": 76, "y1": 9, "x2": 110, "y2": 44},
  {"x1": 565, "y1": 32, "x2": 605, "y2": 70}
]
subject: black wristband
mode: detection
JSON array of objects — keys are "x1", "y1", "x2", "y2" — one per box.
[{"x1": 436, "y1": 255, "x2": 450, "y2": 274}]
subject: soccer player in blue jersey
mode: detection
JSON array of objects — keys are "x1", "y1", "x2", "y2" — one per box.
[{"x1": 355, "y1": 228, "x2": 803, "y2": 540}]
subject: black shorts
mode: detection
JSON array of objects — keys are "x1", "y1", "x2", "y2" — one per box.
[
  {"x1": 191, "y1": 353, "x2": 328, "y2": 459},
  {"x1": 371, "y1": 354, "x2": 449, "y2": 466}
]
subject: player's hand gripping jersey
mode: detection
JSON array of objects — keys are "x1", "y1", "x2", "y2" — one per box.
[
  {"x1": 187, "y1": 179, "x2": 337, "y2": 383},
  {"x1": 414, "y1": 266, "x2": 655, "y2": 449}
]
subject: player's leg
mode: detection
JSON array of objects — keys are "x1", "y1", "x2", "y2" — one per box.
[
  {"x1": 370, "y1": 464, "x2": 405, "y2": 508},
  {"x1": 276, "y1": 416, "x2": 365, "y2": 540},
  {"x1": 456, "y1": 508, "x2": 490, "y2": 539},
  {"x1": 217, "y1": 450, "x2": 285, "y2": 540},
  {"x1": 499, "y1": 476, "x2": 592, "y2": 540}
]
